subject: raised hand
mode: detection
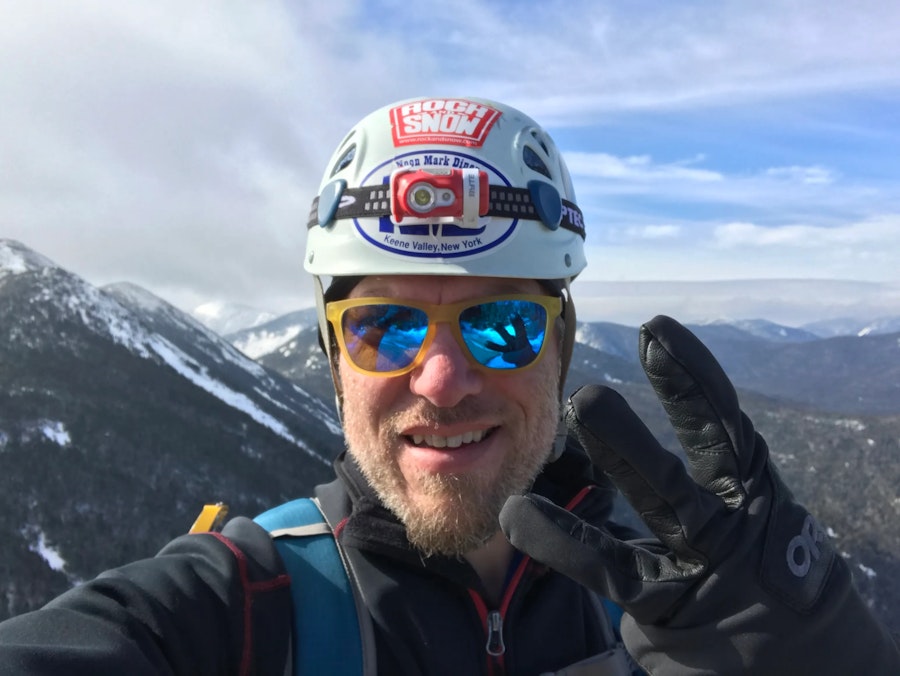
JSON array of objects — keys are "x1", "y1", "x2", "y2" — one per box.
[{"x1": 501, "y1": 315, "x2": 899, "y2": 675}]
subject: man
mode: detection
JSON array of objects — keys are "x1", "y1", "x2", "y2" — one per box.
[{"x1": 0, "y1": 96, "x2": 897, "y2": 674}]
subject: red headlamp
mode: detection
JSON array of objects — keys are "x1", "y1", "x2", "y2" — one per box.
[{"x1": 390, "y1": 167, "x2": 489, "y2": 227}]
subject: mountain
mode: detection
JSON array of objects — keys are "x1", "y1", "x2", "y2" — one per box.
[
  {"x1": 571, "y1": 278, "x2": 900, "y2": 329},
  {"x1": 803, "y1": 316, "x2": 900, "y2": 338},
  {"x1": 684, "y1": 324, "x2": 900, "y2": 415},
  {"x1": 0, "y1": 240, "x2": 339, "y2": 620},
  {"x1": 226, "y1": 308, "x2": 320, "y2": 359},
  {"x1": 573, "y1": 320, "x2": 900, "y2": 416},
  {"x1": 700, "y1": 318, "x2": 820, "y2": 343},
  {"x1": 191, "y1": 300, "x2": 276, "y2": 336}
]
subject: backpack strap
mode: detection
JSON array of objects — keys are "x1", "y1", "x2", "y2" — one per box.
[{"x1": 254, "y1": 497, "x2": 375, "y2": 675}]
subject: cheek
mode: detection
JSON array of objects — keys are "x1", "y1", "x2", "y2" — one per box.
[
  {"x1": 517, "y1": 344, "x2": 562, "y2": 425},
  {"x1": 338, "y1": 360, "x2": 404, "y2": 431}
]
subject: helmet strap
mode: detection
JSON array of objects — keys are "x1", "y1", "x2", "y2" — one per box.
[
  {"x1": 314, "y1": 275, "x2": 345, "y2": 422},
  {"x1": 549, "y1": 280, "x2": 576, "y2": 462}
]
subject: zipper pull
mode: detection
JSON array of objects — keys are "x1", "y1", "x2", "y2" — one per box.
[{"x1": 486, "y1": 610, "x2": 506, "y2": 656}]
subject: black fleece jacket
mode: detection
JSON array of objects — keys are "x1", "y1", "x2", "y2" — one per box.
[{"x1": 0, "y1": 445, "x2": 633, "y2": 675}]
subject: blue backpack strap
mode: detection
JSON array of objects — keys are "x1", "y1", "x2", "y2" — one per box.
[
  {"x1": 601, "y1": 597, "x2": 625, "y2": 639},
  {"x1": 255, "y1": 498, "x2": 371, "y2": 675}
]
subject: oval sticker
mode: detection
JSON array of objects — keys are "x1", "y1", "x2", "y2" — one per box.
[{"x1": 353, "y1": 150, "x2": 517, "y2": 260}]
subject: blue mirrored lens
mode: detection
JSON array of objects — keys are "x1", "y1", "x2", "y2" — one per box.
[
  {"x1": 460, "y1": 300, "x2": 546, "y2": 369},
  {"x1": 341, "y1": 304, "x2": 428, "y2": 372}
]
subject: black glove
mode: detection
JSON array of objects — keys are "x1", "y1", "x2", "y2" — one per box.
[
  {"x1": 500, "y1": 315, "x2": 899, "y2": 675},
  {"x1": 484, "y1": 315, "x2": 537, "y2": 366}
]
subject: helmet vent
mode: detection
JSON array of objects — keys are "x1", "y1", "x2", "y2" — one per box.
[
  {"x1": 523, "y1": 145, "x2": 551, "y2": 179},
  {"x1": 331, "y1": 144, "x2": 357, "y2": 177},
  {"x1": 531, "y1": 130, "x2": 550, "y2": 154}
]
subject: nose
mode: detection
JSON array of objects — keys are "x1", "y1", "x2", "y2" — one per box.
[{"x1": 409, "y1": 323, "x2": 483, "y2": 406}]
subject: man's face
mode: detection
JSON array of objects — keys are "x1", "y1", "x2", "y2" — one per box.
[{"x1": 337, "y1": 274, "x2": 562, "y2": 557}]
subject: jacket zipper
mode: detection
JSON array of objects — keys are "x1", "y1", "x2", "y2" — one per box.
[
  {"x1": 486, "y1": 610, "x2": 505, "y2": 657},
  {"x1": 469, "y1": 485, "x2": 598, "y2": 675},
  {"x1": 468, "y1": 552, "x2": 531, "y2": 675},
  {"x1": 468, "y1": 591, "x2": 506, "y2": 675}
]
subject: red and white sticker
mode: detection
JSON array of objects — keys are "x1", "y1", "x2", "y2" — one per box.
[{"x1": 390, "y1": 98, "x2": 502, "y2": 148}]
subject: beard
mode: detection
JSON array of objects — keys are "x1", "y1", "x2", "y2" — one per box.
[{"x1": 341, "y1": 371, "x2": 561, "y2": 558}]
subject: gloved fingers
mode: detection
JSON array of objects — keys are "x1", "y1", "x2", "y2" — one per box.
[
  {"x1": 639, "y1": 315, "x2": 761, "y2": 509},
  {"x1": 565, "y1": 385, "x2": 720, "y2": 556},
  {"x1": 500, "y1": 494, "x2": 696, "y2": 623}
]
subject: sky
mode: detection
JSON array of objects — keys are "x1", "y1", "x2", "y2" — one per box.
[{"x1": 3, "y1": 0, "x2": 900, "y2": 325}]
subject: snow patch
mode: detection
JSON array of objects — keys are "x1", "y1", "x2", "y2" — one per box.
[
  {"x1": 147, "y1": 336, "x2": 327, "y2": 465},
  {"x1": 834, "y1": 419, "x2": 866, "y2": 432},
  {"x1": 193, "y1": 301, "x2": 276, "y2": 336},
  {"x1": 23, "y1": 528, "x2": 67, "y2": 572},
  {"x1": 806, "y1": 415, "x2": 866, "y2": 432},
  {"x1": 41, "y1": 421, "x2": 71, "y2": 447},
  {"x1": 234, "y1": 326, "x2": 302, "y2": 359},
  {"x1": 857, "y1": 563, "x2": 877, "y2": 579},
  {"x1": 0, "y1": 246, "x2": 28, "y2": 275},
  {"x1": 0, "y1": 240, "x2": 55, "y2": 278}
]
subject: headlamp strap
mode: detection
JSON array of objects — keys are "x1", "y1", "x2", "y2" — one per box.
[{"x1": 309, "y1": 185, "x2": 585, "y2": 239}]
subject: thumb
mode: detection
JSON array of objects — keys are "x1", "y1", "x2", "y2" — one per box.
[{"x1": 500, "y1": 494, "x2": 689, "y2": 620}]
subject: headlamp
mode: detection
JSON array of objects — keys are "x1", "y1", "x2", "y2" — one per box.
[{"x1": 390, "y1": 167, "x2": 488, "y2": 227}]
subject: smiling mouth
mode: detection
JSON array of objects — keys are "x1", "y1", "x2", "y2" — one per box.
[{"x1": 409, "y1": 428, "x2": 493, "y2": 449}]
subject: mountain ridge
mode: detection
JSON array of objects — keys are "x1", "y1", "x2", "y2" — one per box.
[{"x1": 0, "y1": 240, "x2": 339, "y2": 619}]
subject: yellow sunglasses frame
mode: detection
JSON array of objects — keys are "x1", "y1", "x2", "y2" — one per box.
[{"x1": 325, "y1": 294, "x2": 563, "y2": 377}]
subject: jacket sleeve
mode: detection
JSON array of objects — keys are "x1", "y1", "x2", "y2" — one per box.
[{"x1": 0, "y1": 517, "x2": 292, "y2": 676}]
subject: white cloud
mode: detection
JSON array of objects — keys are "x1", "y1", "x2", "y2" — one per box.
[
  {"x1": 566, "y1": 152, "x2": 722, "y2": 182},
  {"x1": 577, "y1": 214, "x2": 900, "y2": 288},
  {"x1": 765, "y1": 166, "x2": 837, "y2": 185},
  {"x1": 398, "y1": 0, "x2": 900, "y2": 123},
  {"x1": 0, "y1": 1, "x2": 438, "y2": 314},
  {"x1": 624, "y1": 225, "x2": 682, "y2": 240},
  {"x1": 714, "y1": 215, "x2": 900, "y2": 249}
]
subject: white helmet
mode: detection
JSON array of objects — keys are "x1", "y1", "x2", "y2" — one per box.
[
  {"x1": 305, "y1": 96, "x2": 586, "y2": 414},
  {"x1": 305, "y1": 96, "x2": 586, "y2": 280}
]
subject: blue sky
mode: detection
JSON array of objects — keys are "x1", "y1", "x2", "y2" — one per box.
[{"x1": 2, "y1": 0, "x2": 899, "y2": 324}]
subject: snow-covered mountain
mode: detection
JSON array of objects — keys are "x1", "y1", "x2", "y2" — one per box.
[
  {"x1": 192, "y1": 300, "x2": 277, "y2": 336},
  {"x1": 699, "y1": 318, "x2": 820, "y2": 343},
  {"x1": 572, "y1": 278, "x2": 900, "y2": 329},
  {"x1": 0, "y1": 239, "x2": 339, "y2": 620},
  {"x1": 226, "y1": 308, "x2": 320, "y2": 359},
  {"x1": 802, "y1": 316, "x2": 900, "y2": 338}
]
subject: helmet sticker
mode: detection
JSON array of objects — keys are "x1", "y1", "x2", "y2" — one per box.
[
  {"x1": 390, "y1": 98, "x2": 502, "y2": 148},
  {"x1": 354, "y1": 151, "x2": 517, "y2": 260}
]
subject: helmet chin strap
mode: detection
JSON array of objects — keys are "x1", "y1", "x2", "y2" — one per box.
[
  {"x1": 550, "y1": 279, "x2": 576, "y2": 462},
  {"x1": 313, "y1": 275, "x2": 346, "y2": 424}
]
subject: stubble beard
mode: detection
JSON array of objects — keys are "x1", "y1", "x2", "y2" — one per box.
[{"x1": 342, "y1": 375, "x2": 560, "y2": 558}]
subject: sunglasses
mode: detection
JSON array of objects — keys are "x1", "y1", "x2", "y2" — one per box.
[{"x1": 325, "y1": 294, "x2": 562, "y2": 376}]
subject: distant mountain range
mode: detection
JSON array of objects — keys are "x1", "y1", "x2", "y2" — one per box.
[
  {"x1": 2, "y1": 238, "x2": 898, "y2": 638},
  {"x1": 192, "y1": 300, "x2": 277, "y2": 337},
  {"x1": 205, "y1": 297, "x2": 900, "y2": 416},
  {"x1": 570, "y1": 278, "x2": 900, "y2": 331}
]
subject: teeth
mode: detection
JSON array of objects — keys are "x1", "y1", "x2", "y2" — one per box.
[{"x1": 411, "y1": 429, "x2": 486, "y2": 448}]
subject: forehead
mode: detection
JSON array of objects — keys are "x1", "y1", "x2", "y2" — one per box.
[{"x1": 349, "y1": 275, "x2": 544, "y2": 302}]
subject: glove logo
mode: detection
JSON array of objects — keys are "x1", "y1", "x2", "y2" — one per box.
[{"x1": 786, "y1": 514, "x2": 824, "y2": 577}]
